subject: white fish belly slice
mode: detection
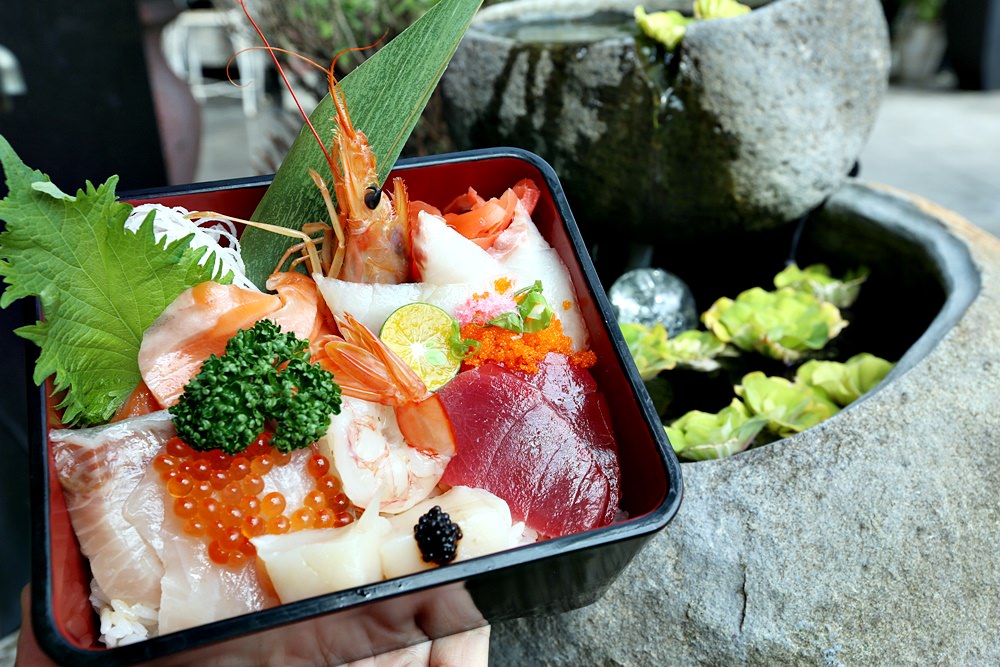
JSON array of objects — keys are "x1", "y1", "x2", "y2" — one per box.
[{"x1": 50, "y1": 411, "x2": 175, "y2": 612}]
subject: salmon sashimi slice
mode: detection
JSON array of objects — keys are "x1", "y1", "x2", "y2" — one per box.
[
  {"x1": 266, "y1": 270, "x2": 335, "y2": 344},
  {"x1": 50, "y1": 411, "x2": 175, "y2": 616},
  {"x1": 138, "y1": 282, "x2": 281, "y2": 407},
  {"x1": 438, "y1": 355, "x2": 620, "y2": 537}
]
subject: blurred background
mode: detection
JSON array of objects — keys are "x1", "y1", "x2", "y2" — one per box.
[
  {"x1": 0, "y1": 0, "x2": 997, "y2": 659},
  {"x1": 1, "y1": 0, "x2": 997, "y2": 228}
]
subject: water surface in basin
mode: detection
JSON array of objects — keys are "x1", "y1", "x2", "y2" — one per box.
[{"x1": 477, "y1": 10, "x2": 636, "y2": 44}]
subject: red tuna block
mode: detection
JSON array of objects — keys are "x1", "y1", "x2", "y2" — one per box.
[{"x1": 438, "y1": 354, "x2": 620, "y2": 537}]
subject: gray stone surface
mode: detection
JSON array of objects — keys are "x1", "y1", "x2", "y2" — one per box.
[
  {"x1": 860, "y1": 88, "x2": 1000, "y2": 239},
  {"x1": 442, "y1": 0, "x2": 890, "y2": 243},
  {"x1": 679, "y1": 0, "x2": 890, "y2": 233},
  {"x1": 489, "y1": 183, "x2": 1000, "y2": 666}
]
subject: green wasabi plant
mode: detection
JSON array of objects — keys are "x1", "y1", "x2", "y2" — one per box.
[
  {"x1": 621, "y1": 323, "x2": 736, "y2": 379},
  {"x1": 634, "y1": 7, "x2": 691, "y2": 50},
  {"x1": 796, "y1": 353, "x2": 895, "y2": 407},
  {"x1": 703, "y1": 287, "x2": 848, "y2": 364},
  {"x1": 635, "y1": 0, "x2": 751, "y2": 50},
  {"x1": 774, "y1": 263, "x2": 869, "y2": 309},
  {"x1": 736, "y1": 372, "x2": 840, "y2": 438},
  {"x1": 693, "y1": 0, "x2": 751, "y2": 19},
  {"x1": 665, "y1": 398, "x2": 767, "y2": 461}
]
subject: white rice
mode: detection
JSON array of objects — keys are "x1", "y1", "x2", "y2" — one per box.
[
  {"x1": 89, "y1": 579, "x2": 159, "y2": 648},
  {"x1": 124, "y1": 204, "x2": 258, "y2": 291}
]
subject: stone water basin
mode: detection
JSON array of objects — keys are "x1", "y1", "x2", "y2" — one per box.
[
  {"x1": 489, "y1": 183, "x2": 1000, "y2": 664},
  {"x1": 443, "y1": 0, "x2": 890, "y2": 243}
]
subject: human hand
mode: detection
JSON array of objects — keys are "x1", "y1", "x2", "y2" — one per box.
[{"x1": 14, "y1": 585, "x2": 490, "y2": 667}]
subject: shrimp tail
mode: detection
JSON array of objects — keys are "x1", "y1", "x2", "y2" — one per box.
[
  {"x1": 395, "y1": 396, "x2": 456, "y2": 458},
  {"x1": 314, "y1": 313, "x2": 457, "y2": 458}
]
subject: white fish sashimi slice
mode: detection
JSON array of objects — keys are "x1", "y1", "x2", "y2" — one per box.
[
  {"x1": 413, "y1": 206, "x2": 590, "y2": 351},
  {"x1": 413, "y1": 211, "x2": 507, "y2": 285},
  {"x1": 314, "y1": 278, "x2": 421, "y2": 332},
  {"x1": 50, "y1": 411, "x2": 174, "y2": 613},
  {"x1": 314, "y1": 275, "x2": 487, "y2": 333},
  {"x1": 157, "y1": 512, "x2": 276, "y2": 634},
  {"x1": 122, "y1": 449, "x2": 315, "y2": 634},
  {"x1": 489, "y1": 203, "x2": 590, "y2": 351},
  {"x1": 124, "y1": 463, "x2": 277, "y2": 635}
]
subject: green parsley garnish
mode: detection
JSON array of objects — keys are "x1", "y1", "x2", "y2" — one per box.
[{"x1": 169, "y1": 320, "x2": 341, "y2": 454}]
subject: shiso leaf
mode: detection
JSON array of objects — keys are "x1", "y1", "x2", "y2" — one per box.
[
  {"x1": 773, "y1": 262, "x2": 869, "y2": 309},
  {"x1": 735, "y1": 371, "x2": 839, "y2": 438},
  {"x1": 795, "y1": 353, "x2": 895, "y2": 406},
  {"x1": 0, "y1": 135, "x2": 230, "y2": 426},
  {"x1": 702, "y1": 287, "x2": 847, "y2": 364},
  {"x1": 665, "y1": 398, "x2": 766, "y2": 461},
  {"x1": 241, "y1": 0, "x2": 484, "y2": 288}
]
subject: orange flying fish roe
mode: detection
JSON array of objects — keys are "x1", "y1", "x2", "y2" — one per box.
[
  {"x1": 461, "y1": 317, "x2": 597, "y2": 373},
  {"x1": 494, "y1": 276, "x2": 513, "y2": 293}
]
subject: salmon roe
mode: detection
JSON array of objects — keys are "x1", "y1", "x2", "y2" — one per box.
[{"x1": 157, "y1": 438, "x2": 358, "y2": 569}]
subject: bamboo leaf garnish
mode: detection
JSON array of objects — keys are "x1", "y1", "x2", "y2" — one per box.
[{"x1": 241, "y1": 0, "x2": 484, "y2": 288}]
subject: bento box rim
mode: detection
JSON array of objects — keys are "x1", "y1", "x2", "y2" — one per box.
[{"x1": 27, "y1": 146, "x2": 683, "y2": 666}]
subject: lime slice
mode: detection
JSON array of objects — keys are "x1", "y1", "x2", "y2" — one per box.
[{"x1": 380, "y1": 303, "x2": 462, "y2": 391}]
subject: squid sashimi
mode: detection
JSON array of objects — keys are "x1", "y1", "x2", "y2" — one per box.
[
  {"x1": 438, "y1": 355, "x2": 620, "y2": 538},
  {"x1": 50, "y1": 412, "x2": 175, "y2": 615},
  {"x1": 411, "y1": 206, "x2": 589, "y2": 350},
  {"x1": 313, "y1": 276, "x2": 485, "y2": 333}
]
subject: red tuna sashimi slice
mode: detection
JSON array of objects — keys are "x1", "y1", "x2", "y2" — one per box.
[{"x1": 438, "y1": 355, "x2": 620, "y2": 537}]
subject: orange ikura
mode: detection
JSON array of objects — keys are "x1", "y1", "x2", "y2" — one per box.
[{"x1": 155, "y1": 435, "x2": 357, "y2": 568}]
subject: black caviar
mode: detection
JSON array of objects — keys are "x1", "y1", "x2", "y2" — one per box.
[{"x1": 413, "y1": 506, "x2": 463, "y2": 566}]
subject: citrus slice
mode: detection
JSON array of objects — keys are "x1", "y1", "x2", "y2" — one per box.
[{"x1": 380, "y1": 303, "x2": 462, "y2": 391}]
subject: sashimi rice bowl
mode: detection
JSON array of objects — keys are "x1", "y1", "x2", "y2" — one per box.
[{"x1": 0, "y1": 14, "x2": 678, "y2": 661}]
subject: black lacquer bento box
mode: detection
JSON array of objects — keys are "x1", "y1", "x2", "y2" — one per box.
[{"x1": 27, "y1": 148, "x2": 682, "y2": 665}]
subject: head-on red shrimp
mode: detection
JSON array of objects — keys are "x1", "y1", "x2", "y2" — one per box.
[
  {"x1": 237, "y1": 0, "x2": 410, "y2": 285},
  {"x1": 312, "y1": 313, "x2": 457, "y2": 512},
  {"x1": 314, "y1": 313, "x2": 456, "y2": 458}
]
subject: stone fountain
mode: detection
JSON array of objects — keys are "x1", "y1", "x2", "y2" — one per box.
[{"x1": 442, "y1": 0, "x2": 1000, "y2": 663}]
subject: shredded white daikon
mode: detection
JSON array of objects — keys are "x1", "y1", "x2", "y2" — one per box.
[{"x1": 124, "y1": 204, "x2": 258, "y2": 291}]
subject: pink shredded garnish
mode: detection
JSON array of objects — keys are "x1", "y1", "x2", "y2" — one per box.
[{"x1": 455, "y1": 293, "x2": 517, "y2": 327}]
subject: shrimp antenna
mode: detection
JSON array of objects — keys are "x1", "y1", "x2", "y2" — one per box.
[
  {"x1": 325, "y1": 34, "x2": 388, "y2": 142},
  {"x1": 237, "y1": 0, "x2": 335, "y2": 173}
]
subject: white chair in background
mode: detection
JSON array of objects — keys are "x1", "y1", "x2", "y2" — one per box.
[{"x1": 162, "y1": 8, "x2": 267, "y2": 117}]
